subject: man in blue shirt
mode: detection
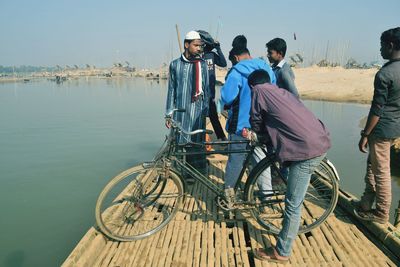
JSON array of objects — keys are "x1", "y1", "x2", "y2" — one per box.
[{"x1": 221, "y1": 35, "x2": 276, "y2": 200}]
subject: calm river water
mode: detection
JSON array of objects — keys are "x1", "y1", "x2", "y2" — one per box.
[{"x1": 0, "y1": 77, "x2": 398, "y2": 267}]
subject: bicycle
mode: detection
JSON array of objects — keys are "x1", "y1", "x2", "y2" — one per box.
[{"x1": 95, "y1": 109, "x2": 340, "y2": 241}]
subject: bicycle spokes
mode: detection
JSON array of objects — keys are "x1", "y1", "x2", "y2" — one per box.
[
  {"x1": 246, "y1": 159, "x2": 339, "y2": 235},
  {"x1": 96, "y1": 165, "x2": 184, "y2": 241}
]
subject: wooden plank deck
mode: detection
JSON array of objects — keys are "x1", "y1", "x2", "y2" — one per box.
[{"x1": 63, "y1": 153, "x2": 400, "y2": 267}]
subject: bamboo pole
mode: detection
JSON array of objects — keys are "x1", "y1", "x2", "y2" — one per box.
[
  {"x1": 175, "y1": 24, "x2": 183, "y2": 54},
  {"x1": 337, "y1": 189, "x2": 400, "y2": 258},
  {"x1": 325, "y1": 40, "x2": 330, "y2": 62}
]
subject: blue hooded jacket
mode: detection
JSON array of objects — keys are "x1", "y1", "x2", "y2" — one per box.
[{"x1": 221, "y1": 58, "x2": 276, "y2": 134}]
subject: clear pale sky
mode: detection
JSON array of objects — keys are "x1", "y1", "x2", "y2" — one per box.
[{"x1": 1, "y1": 0, "x2": 398, "y2": 68}]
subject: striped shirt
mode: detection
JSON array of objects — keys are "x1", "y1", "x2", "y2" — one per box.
[{"x1": 166, "y1": 54, "x2": 210, "y2": 143}]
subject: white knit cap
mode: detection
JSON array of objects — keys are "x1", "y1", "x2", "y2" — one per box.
[{"x1": 185, "y1": 30, "x2": 201, "y2": 40}]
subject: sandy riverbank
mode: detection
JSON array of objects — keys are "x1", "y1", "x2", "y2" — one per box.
[
  {"x1": 216, "y1": 66, "x2": 377, "y2": 104},
  {"x1": 294, "y1": 66, "x2": 376, "y2": 104}
]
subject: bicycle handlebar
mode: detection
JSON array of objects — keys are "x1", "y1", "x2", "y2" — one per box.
[
  {"x1": 165, "y1": 108, "x2": 214, "y2": 136},
  {"x1": 165, "y1": 108, "x2": 186, "y2": 117},
  {"x1": 181, "y1": 128, "x2": 214, "y2": 136}
]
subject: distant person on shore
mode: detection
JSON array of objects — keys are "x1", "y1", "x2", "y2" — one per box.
[
  {"x1": 266, "y1": 38, "x2": 299, "y2": 97},
  {"x1": 221, "y1": 35, "x2": 276, "y2": 202},
  {"x1": 247, "y1": 69, "x2": 331, "y2": 263},
  {"x1": 197, "y1": 30, "x2": 227, "y2": 141},
  {"x1": 353, "y1": 27, "x2": 400, "y2": 224},
  {"x1": 165, "y1": 30, "x2": 209, "y2": 176}
]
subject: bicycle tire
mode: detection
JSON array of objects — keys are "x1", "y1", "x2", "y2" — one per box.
[
  {"x1": 245, "y1": 157, "x2": 339, "y2": 235},
  {"x1": 95, "y1": 164, "x2": 184, "y2": 241}
]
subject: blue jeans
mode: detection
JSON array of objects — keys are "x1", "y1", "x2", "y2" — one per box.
[
  {"x1": 224, "y1": 134, "x2": 271, "y2": 193},
  {"x1": 276, "y1": 153, "x2": 326, "y2": 257}
]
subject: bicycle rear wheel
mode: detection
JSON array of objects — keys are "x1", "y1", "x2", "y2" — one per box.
[
  {"x1": 245, "y1": 158, "x2": 339, "y2": 235},
  {"x1": 95, "y1": 164, "x2": 184, "y2": 241}
]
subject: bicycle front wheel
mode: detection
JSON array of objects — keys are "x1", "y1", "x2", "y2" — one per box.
[
  {"x1": 95, "y1": 164, "x2": 184, "y2": 241},
  {"x1": 245, "y1": 158, "x2": 339, "y2": 235}
]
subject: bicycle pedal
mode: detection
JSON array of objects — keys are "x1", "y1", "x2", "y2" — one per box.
[{"x1": 215, "y1": 196, "x2": 235, "y2": 211}]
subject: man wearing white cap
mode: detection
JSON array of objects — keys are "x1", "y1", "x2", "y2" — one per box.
[{"x1": 165, "y1": 30, "x2": 210, "y2": 177}]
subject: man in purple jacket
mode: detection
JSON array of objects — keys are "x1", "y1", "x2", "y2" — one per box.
[{"x1": 247, "y1": 69, "x2": 331, "y2": 263}]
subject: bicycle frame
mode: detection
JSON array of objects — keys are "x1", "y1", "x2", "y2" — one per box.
[
  {"x1": 173, "y1": 142, "x2": 253, "y2": 197},
  {"x1": 153, "y1": 126, "x2": 264, "y2": 200}
]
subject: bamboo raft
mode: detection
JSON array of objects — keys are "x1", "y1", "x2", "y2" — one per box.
[
  {"x1": 63, "y1": 118, "x2": 400, "y2": 267},
  {"x1": 63, "y1": 159, "x2": 400, "y2": 266}
]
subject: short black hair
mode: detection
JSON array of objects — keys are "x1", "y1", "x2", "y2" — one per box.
[
  {"x1": 248, "y1": 69, "x2": 271, "y2": 87},
  {"x1": 266, "y1": 38, "x2": 287, "y2": 57},
  {"x1": 229, "y1": 46, "x2": 249, "y2": 58},
  {"x1": 381, "y1": 27, "x2": 400, "y2": 50},
  {"x1": 229, "y1": 35, "x2": 250, "y2": 63},
  {"x1": 232, "y1": 35, "x2": 247, "y2": 49}
]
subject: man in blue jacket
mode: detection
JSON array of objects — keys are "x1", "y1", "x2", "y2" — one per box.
[{"x1": 221, "y1": 36, "x2": 276, "y2": 200}]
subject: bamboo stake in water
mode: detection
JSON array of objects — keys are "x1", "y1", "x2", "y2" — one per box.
[{"x1": 175, "y1": 24, "x2": 183, "y2": 54}]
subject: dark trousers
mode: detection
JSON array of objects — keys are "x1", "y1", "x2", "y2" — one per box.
[
  {"x1": 209, "y1": 99, "x2": 226, "y2": 140},
  {"x1": 186, "y1": 146, "x2": 207, "y2": 174},
  {"x1": 177, "y1": 115, "x2": 208, "y2": 178}
]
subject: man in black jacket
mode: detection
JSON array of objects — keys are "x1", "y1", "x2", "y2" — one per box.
[{"x1": 198, "y1": 30, "x2": 227, "y2": 140}]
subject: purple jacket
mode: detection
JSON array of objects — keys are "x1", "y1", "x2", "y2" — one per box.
[{"x1": 250, "y1": 83, "x2": 331, "y2": 162}]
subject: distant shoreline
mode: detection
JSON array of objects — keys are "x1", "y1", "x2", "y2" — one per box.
[
  {"x1": 1, "y1": 68, "x2": 399, "y2": 152},
  {"x1": 0, "y1": 66, "x2": 377, "y2": 105}
]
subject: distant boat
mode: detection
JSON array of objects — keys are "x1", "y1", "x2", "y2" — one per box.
[
  {"x1": 55, "y1": 75, "x2": 67, "y2": 83},
  {"x1": 145, "y1": 72, "x2": 167, "y2": 80}
]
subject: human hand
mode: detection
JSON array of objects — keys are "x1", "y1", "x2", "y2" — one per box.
[
  {"x1": 165, "y1": 118, "x2": 172, "y2": 129},
  {"x1": 358, "y1": 136, "x2": 368, "y2": 153},
  {"x1": 242, "y1": 128, "x2": 258, "y2": 143}
]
